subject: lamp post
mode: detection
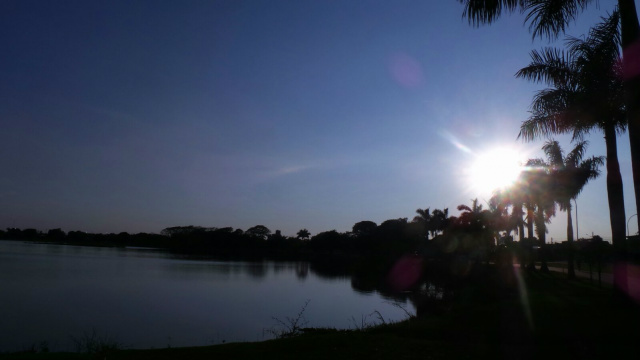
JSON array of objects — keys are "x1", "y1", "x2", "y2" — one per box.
[{"x1": 627, "y1": 214, "x2": 637, "y2": 237}]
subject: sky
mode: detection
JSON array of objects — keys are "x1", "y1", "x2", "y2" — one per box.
[{"x1": 1, "y1": 0, "x2": 638, "y2": 241}]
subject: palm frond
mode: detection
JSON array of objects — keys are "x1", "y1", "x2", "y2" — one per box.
[
  {"x1": 542, "y1": 140, "x2": 564, "y2": 167},
  {"x1": 415, "y1": 208, "x2": 430, "y2": 217},
  {"x1": 530, "y1": 87, "x2": 573, "y2": 114},
  {"x1": 567, "y1": 155, "x2": 604, "y2": 198},
  {"x1": 525, "y1": 158, "x2": 547, "y2": 167},
  {"x1": 518, "y1": 107, "x2": 573, "y2": 141},
  {"x1": 580, "y1": 156, "x2": 605, "y2": 179},
  {"x1": 459, "y1": 0, "x2": 524, "y2": 26},
  {"x1": 524, "y1": 0, "x2": 594, "y2": 40},
  {"x1": 583, "y1": 9, "x2": 620, "y2": 57},
  {"x1": 564, "y1": 140, "x2": 588, "y2": 167},
  {"x1": 517, "y1": 9, "x2": 623, "y2": 143},
  {"x1": 516, "y1": 48, "x2": 575, "y2": 86}
]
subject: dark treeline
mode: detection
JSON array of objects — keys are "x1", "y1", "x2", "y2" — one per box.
[
  {"x1": 0, "y1": 220, "x2": 428, "y2": 261},
  {"x1": 3, "y1": 208, "x2": 638, "y2": 272}
]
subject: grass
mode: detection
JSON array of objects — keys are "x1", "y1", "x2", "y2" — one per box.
[{"x1": 2, "y1": 266, "x2": 639, "y2": 360}]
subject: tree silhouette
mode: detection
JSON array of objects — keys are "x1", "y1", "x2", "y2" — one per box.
[
  {"x1": 246, "y1": 225, "x2": 271, "y2": 240},
  {"x1": 517, "y1": 12, "x2": 627, "y2": 287},
  {"x1": 456, "y1": 199, "x2": 494, "y2": 263},
  {"x1": 352, "y1": 221, "x2": 378, "y2": 237},
  {"x1": 430, "y1": 208, "x2": 451, "y2": 237},
  {"x1": 492, "y1": 188, "x2": 526, "y2": 242},
  {"x1": 487, "y1": 193, "x2": 513, "y2": 242},
  {"x1": 413, "y1": 208, "x2": 432, "y2": 240},
  {"x1": 456, "y1": 199, "x2": 484, "y2": 227},
  {"x1": 501, "y1": 171, "x2": 545, "y2": 269},
  {"x1": 530, "y1": 140, "x2": 603, "y2": 278},
  {"x1": 46, "y1": 228, "x2": 66, "y2": 241},
  {"x1": 524, "y1": 157, "x2": 557, "y2": 272},
  {"x1": 541, "y1": 140, "x2": 603, "y2": 278},
  {"x1": 458, "y1": 0, "x2": 640, "y2": 238},
  {"x1": 296, "y1": 229, "x2": 311, "y2": 241}
]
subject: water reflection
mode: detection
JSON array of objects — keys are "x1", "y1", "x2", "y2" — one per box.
[
  {"x1": 160, "y1": 261, "x2": 312, "y2": 282},
  {"x1": 0, "y1": 241, "x2": 425, "y2": 352},
  {"x1": 1, "y1": 241, "x2": 452, "y2": 306}
]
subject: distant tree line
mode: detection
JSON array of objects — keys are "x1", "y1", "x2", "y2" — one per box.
[{"x1": 3, "y1": 203, "x2": 638, "y2": 268}]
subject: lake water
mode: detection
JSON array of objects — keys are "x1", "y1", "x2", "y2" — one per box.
[{"x1": 0, "y1": 240, "x2": 414, "y2": 352}]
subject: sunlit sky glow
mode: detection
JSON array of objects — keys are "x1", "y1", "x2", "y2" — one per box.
[
  {"x1": 2, "y1": 0, "x2": 638, "y2": 241},
  {"x1": 466, "y1": 146, "x2": 528, "y2": 199}
]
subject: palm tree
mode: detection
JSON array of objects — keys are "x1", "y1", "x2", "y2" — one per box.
[
  {"x1": 516, "y1": 12, "x2": 627, "y2": 287},
  {"x1": 296, "y1": 229, "x2": 311, "y2": 241},
  {"x1": 492, "y1": 188, "x2": 526, "y2": 242},
  {"x1": 457, "y1": 199, "x2": 484, "y2": 227},
  {"x1": 430, "y1": 208, "x2": 450, "y2": 237},
  {"x1": 488, "y1": 192, "x2": 514, "y2": 242},
  {"x1": 459, "y1": 1, "x2": 637, "y2": 293},
  {"x1": 499, "y1": 170, "x2": 543, "y2": 270},
  {"x1": 537, "y1": 140, "x2": 604, "y2": 277},
  {"x1": 413, "y1": 208, "x2": 432, "y2": 240},
  {"x1": 521, "y1": 160, "x2": 557, "y2": 272},
  {"x1": 457, "y1": 199, "x2": 495, "y2": 263}
]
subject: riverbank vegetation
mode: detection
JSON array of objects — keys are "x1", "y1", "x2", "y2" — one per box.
[{"x1": 3, "y1": 267, "x2": 638, "y2": 359}]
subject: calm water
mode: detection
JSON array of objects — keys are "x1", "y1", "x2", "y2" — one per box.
[{"x1": 0, "y1": 240, "x2": 414, "y2": 352}]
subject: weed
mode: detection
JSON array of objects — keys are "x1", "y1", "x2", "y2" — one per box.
[
  {"x1": 386, "y1": 301, "x2": 416, "y2": 319},
  {"x1": 349, "y1": 310, "x2": 388, "y2": 330},
  {"x1": 17, "y1": 341, "x2": 49, "y2": 354},
  {"x1": 267, "y1": 299, "x2": 311, "y2": 338},
  {"x1": 70, "y1": 328, "x2": 121, "y2": 355}
]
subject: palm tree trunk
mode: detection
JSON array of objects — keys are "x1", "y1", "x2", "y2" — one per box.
[
  {"x1": 603, "y1": 124, "x2": 628, "y2": 295},
  {"x1": 518, "y1": 222, "x2": 525, "y2": 242},
  {"x1": 517, "y1": 215, "x2": 525, "y2": 242},
  {"x1": 514, "y1": 204, "x2": 525, "y2": 242},
  {"x1": 537, "y1": 207, "x2": 549, "y2": 273},
  {"x1": 526, "y1": 207, "x2": 536, "y2": 270},
  {"x1": 619, "y1": 0, "x2": 640, "y2": 235},
  {"x1": 619, "y1": 0, "x2": 639, "y2": 302},
  {"x1": 566, "y1": 201, "x2": 576, "y2": 279},
  {"x1": 526, "y1": 207, "x2": 534, "y2": 239}
]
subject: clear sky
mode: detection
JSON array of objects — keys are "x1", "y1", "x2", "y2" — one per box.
[{"x1": 1, "y1": 0, "x2": 637, "y2": 241}]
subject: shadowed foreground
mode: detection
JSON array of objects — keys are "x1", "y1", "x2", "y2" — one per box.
[{"x1": 3, "y1": 267, "x2": 639, "y2": 360}]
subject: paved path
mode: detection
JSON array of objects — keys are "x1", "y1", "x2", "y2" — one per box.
[
  {"x1": 547, "y1": 266, "x2": 613, "y2": 284},
  {"x1": 520, "y1": 263, "x2": 640, "y2": 302}
]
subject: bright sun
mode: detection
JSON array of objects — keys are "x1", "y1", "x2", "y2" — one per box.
[{"x1": 467, "y1": 147, "x2": 524, "y2": 196}]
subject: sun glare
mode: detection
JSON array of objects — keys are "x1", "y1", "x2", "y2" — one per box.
[{"x1": 467, "y1": 147, "x2": 524, "y2": 196}]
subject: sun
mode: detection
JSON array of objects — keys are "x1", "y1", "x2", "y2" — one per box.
[{"x1": 467, "y1": 147, "x2": 524, "y2": 196}]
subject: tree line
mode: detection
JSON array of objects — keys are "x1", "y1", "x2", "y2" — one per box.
[{"x1": 3, "y1": 198, "x2": 637, "y2": 268}]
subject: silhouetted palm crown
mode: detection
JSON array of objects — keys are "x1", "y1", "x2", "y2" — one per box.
[
  {"x1": 460, "y1": 0, "x2": 598, "y2": 40},
  {"x1": 517, "y1": 11, "x2": 625, "y2": 140}
]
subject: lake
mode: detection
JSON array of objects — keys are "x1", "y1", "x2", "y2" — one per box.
[{"x1": 0, "y1": 240, "x2": 415, "y2": 352}]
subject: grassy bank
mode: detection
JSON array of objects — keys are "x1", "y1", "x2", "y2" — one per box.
[{"x1": 3, "y1": 266, "x2": 639, "y2": 359}]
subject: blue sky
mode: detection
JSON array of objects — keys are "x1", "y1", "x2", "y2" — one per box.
[{"x1": 1, "y1": 0, "x2": 637, "y2": 241}]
